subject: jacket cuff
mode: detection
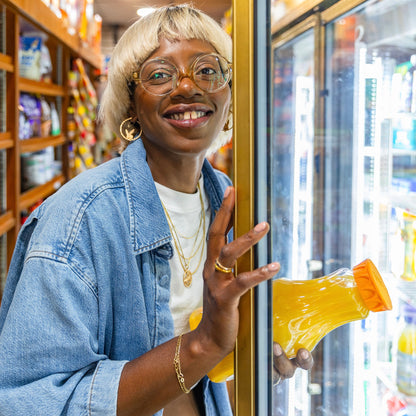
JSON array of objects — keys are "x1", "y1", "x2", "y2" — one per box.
[{"x1": 89, "y1": 359, "x2": 129, "y2": 415}]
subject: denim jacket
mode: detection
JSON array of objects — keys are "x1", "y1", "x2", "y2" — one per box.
[{"x1": 0, "y1": 139, "x2": 233, "y2": 416}]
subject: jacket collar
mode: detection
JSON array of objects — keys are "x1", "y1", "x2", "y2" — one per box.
[{"x1": 120, "y1": 139, "x2": 226, "y2": 254}]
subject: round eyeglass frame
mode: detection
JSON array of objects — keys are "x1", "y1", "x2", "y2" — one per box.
[{"x1": 131, "y1": 53, "x2": 232, "y2": 96}]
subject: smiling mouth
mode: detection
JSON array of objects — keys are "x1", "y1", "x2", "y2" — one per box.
[{"x1": 165, "y1": 111, "x2": 209, "y2": 121}]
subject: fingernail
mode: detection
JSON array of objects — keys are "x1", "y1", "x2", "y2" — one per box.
[
  {"x1": 224, "y1": 187, "x2": 231, "y2": 198},
  {"x1": 268, "y1": 262, "x2": 280, "y2": 271},
  {"x1": 300, "y1": 350, "x2": 309, "y2": 360},
  {"x1": 254, "y1": 222, "x2": 267, "y2": 232},
  {"x1": 273, "y1": 343, "x2": 283, "y2": 356}
]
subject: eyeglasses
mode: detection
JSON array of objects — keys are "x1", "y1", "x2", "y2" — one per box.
[{"x1": 132, "y1": 53, "x2": 232, "y2": 96}]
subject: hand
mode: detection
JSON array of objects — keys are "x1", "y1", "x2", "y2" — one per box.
[
  {"x1": 195, "y1": 186, "x2": 280, "y2": 359},
  {"x1": 272, "y1": 343, "x2": 314, "y2": 385}
]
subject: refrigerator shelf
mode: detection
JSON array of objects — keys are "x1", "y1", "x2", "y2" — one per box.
[
  {"x1": 389, "y1": 191, "x2": 416, "y2": 214},
  {"x1": 396, "y1": 279, "x2": 416, "y2": 305},
  {"x1": 377, "y1": 362, "x2": 416, "y2": 405}
]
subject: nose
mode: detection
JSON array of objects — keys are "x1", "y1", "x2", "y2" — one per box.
[{"x1": 171, "y1": 73, "x2": 203, "y2": 97}]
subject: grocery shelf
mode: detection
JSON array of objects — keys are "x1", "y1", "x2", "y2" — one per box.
[
  {"x1": 0, "y1": 53, "x2": 13, "y2": 72},
  {"x1": 20, "y1": 135, "x2": 66, "y2": 153},
  {"x1": 19, "y1": 78, "x2": 65, "y2": 97},
  {"x1": 0, "y1": 133, "x2": 13, "y2": 150},
  {"x1": 389, "y1": 191, "x2": 416, "y2": 215},
  {"x1": 19, "y1": 174, "x2": 64, "y2": 211},
  {"x1": 0, "y1": 211, "x2": 15, "y2": 237},
  {"x1": 1, "y1": 0, "x2": 101, "y2": 69}
]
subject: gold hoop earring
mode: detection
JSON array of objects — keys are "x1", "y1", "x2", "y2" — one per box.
[{"x1": 119, "y1": 117, "x2": 142, "y2": 142}]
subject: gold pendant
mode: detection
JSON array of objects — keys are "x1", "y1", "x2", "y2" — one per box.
[{"x1": 183, "y1": 270, "x2": 192, "y2": 287}]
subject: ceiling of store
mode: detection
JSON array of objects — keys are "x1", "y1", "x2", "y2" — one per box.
[{"x1": 94, "y1": 0, "x2": 232, "y2": 27}]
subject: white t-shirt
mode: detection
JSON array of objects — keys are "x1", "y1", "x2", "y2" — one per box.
[{"x1": 155, "y1": 176, "x2": 211, "y2": 336}]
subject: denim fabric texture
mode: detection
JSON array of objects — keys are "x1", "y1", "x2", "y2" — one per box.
[{"x1": 0, "y1": 139, "x2": 233, "y2": 416}]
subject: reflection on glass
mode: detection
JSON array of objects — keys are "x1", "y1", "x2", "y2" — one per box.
[
  {"x1": 271, "y1": 29, "x2": 314, "y2": 281},
  {"x1": 271, "y1": 28, "x2": 315, "y2": 416},
  {"x1": 271, "y1": 0, "x2": 311, "y2": 22}
]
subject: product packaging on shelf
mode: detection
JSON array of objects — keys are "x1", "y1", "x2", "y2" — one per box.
[
  {"x1": 392, "y1": 117, "x2": 416, "y2": 151},
  {"x1": 19, "y1": 94, "x2": 42, "y2": 139},
  {"x1": 21, "y1": 147, "x2": 60, "y2": 191},
  {"x1": 67, "y1": 58, "x2": 99, "y2": 175},
  {"x1": 397, "y1": 303, "x2": 416, "y2": 396},
  {"x1": 19, "y1": 94, "x2": 60, "y2": 139},
  {"x1": 19, "y1": 35, "x2": 52, "y2": 82},
  {"x1": 19, "y1": 36, "x2": 43, "y2": 81},
  {"x1": 401, "y1": 212, "x2": 416, "y2": 281}
]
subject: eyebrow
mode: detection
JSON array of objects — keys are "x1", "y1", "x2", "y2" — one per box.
[{"x1": 147, "y1": 52, "x2": 212, "y2": 65}]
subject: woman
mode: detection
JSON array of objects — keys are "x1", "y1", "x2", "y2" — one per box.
[{"x1": 0, "y1": 5, "x2": 312, "y2": 415}]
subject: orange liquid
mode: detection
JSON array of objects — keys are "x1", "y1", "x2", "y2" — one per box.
[
  {"x1": 189, "y1": 307, "x2": 235, "y2": 383},
  {"x1": 273, "y1": 272, "x2": 369, "y2": 358},
  {"x1": 190, "y1": 270, "x2": 370, "y2": 382}
]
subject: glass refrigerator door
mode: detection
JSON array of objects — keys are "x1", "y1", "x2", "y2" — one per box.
[
  {"x1": 271, "y1": 22, "x2": 318, "y2": 416},
  {"x1": 322, "y1": 0, "x2": 416, "y2": 414}
]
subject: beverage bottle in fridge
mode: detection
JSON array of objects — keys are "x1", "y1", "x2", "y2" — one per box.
[
  {"x1": 397, "y1": 303, "x2": 416, "y2": 396},
  {"x1": 401, "y1": 212, "x2": 416, "y2": 281},
  {"x1": 189, "y1": 258, "x2": 392, "y2": 383}
]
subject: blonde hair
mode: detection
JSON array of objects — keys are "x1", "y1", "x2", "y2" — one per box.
[{"x1": 99, "y1": 4, "x2": 233, "y2": 153}]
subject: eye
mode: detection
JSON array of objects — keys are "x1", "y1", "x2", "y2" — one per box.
[
  {"x1": 140, "y1": 58, "x2": 177, "y2": 86},
  {"x1": 147, "y1": 69, "x2": 173, "y2": 84},
  {"x1": 195, "y1": 63, "x2": 221, "y2": 79}
]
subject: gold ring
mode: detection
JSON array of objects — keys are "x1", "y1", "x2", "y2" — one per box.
[{"x1": 215, "y1": 258, "x2": 233, "y2": 274}]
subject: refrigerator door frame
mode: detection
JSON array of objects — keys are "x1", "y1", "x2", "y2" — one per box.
[{"x1": 232, "y1": 0, "x2": 269, "y2": 414}]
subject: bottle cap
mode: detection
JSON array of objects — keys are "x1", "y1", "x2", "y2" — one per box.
[{"x1": 352, "y1": 259, "x2": 392, "y2": 312}]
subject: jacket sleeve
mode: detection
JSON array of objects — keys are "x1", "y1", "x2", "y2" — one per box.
[{"x1": 0, "y1": 256, "x2": 127, "y2": 416}]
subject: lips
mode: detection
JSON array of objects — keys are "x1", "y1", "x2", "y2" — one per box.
[{"x1": 163, "y1": 105, "x2": 213, "y2": 127}]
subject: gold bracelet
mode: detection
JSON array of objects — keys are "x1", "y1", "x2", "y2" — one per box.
[{"x1": 174, "y1": 334, "x2": 191, "y2": 394}]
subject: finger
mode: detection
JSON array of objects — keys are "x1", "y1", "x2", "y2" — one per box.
[
  {"x1": 294, "y1": 348, "x2": 314, "y2": 371},
  {"x1": 229, "y1": 262, "x2": 280, "y2": 297},
  {"x1": 272, "y1": 343, "x2": 296, "y2": 380},
  {"x1": 216, "y1": 221, "x2": 270, "y2": 269},
  {"x1": 207, "y1": 186, "x2": 235, "y2": 255}
]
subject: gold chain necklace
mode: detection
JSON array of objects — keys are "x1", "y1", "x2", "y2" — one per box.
[
  {"x1": 174, "y1": 200, "x2": 203, "y2": 240},
  {"x1": 161, "y1": 183, "x2": 206, "y2": 288}
]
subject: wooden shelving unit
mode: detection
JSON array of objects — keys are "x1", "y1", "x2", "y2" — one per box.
[{"x1": 0, "y1": 0, "x2": 101, "y2": 294}]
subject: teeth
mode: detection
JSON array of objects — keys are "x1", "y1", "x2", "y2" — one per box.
[{"x1": 169, "y1": 111, "x2": 206, "y2": 120}]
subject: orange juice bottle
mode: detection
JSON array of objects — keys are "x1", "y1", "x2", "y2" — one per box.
[
  {"x1": 190, "y1": 258, "x2": 392, "y2": 383},
  {"x1": 397, "y1": 303, "x2": 416, "y2": 396},
  {"x1": 273, "y1": 258, "x2": 392, "y2": 358}
]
